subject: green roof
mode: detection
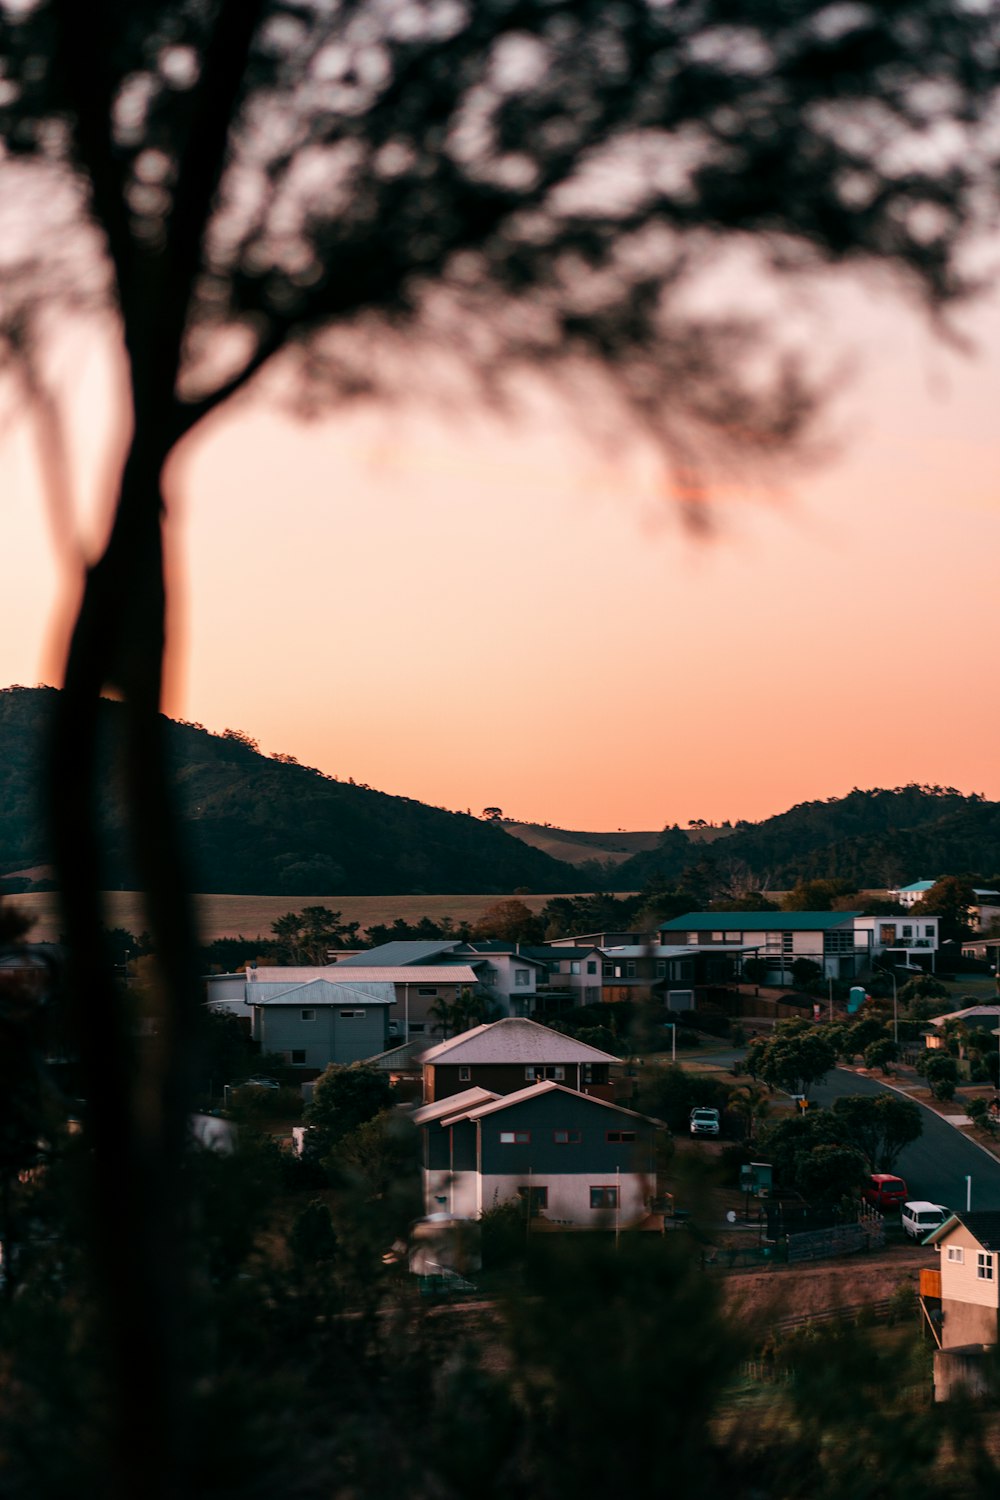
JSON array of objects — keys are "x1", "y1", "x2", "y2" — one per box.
[{"x1": 659, "y1": 911, "x2": 860, "y2": 932}]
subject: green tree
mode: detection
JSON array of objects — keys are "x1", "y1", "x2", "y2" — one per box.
[
  {"x1": 270, "y1": 906, "x2": 361, "y2": 964},
  {"x1": 470, "y1": 899, "x2": 544, "y2": 944},
  {"x1": 727, "y1": 1084, "x2": 771, "y2": 1144},
  {"x1": 782, "y1": 879, "x2": 857, "y2": 912},
  {"x1": 745, "y1": 1020, "x2": 836, "y2": 1098},
  {"x1": 795, "y1": 1143, "x2": 870, "y2": 1204},
  {"x1": 916, "y1": 1052, "x2": 960, "y2": 1101},
  {"x1": 830, "y1": 1094, "x2": 922, "y2": 1172},
  {"x1": 897, "y1": 974, "x2": 950, "y2": 1005},
  {"x1": 303, "y1": 1064, "x2": 394, "y2": 1161},
  {"x1": 863, "y1": 1038, "x2": 899, "y2": 1075},
  {"x1": 911, "y1": 876, "x2": 978, "y2": 942}
]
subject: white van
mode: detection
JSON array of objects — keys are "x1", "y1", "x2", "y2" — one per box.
[{"x1": 901, "y1": 1201, "x2": 949, "y2": 1241}]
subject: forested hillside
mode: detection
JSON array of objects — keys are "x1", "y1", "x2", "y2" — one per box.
[
  {"x1": 0, "y1": 688, "x2": 582, "y2": 896},
  {"x1": 614, "y1": 786, "x2": 1000, "y2": 890}
]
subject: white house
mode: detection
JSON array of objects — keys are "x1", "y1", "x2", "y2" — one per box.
[{"x1": 413, "y1": 1080, "x2": 664, "y2": 1227}]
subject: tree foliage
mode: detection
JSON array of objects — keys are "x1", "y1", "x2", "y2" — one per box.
[
  {"x1": 303, "y1": 1063, "x2": 394, "y2": 1160},
  {"x1": 830, "y1": 1094, "x2": 922, "y2": 1172},
  {"x1": 745, "y1": 1019, "x2": 836, "y2": 1098}
]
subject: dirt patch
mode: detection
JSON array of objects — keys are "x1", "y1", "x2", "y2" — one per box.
[{"x1": 720, "y1": 1243, "x2": 933, "y2": 1325}]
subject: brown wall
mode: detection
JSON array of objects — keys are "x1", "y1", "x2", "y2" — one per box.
[{"x1": 941, "y1": 1299, "x2": 999, "y2": 1349}]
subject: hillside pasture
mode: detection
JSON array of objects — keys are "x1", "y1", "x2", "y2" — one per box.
[{"x1": 11, "y1": 890, "x2": 615, "y2": 944}]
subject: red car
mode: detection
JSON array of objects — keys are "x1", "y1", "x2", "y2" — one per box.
[{"x1": 863, "y1": 1174, "x2": 908, "y2": 1212}]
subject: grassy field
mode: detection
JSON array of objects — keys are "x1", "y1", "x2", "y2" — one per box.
[{"x1": 11, "y1": 890, "x2": 610, "y2": 944}]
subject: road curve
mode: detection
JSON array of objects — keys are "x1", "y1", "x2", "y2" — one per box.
[{"x1": 810, "y1": 1067, "x2": 1000, "y2": 1213}]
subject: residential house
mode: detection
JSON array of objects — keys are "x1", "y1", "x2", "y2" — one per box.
[
  {"x1": 418, "y1": 1017, "x2": 618, "y2": 1104},
  {"x1": 658, "y1": 911, "x2": 870, "y2": 981},
  {"x1": 250, "y1": 977, "x2": 394, "y2": 1074},
  {"x1": 853, "y1": 913, "x2": 939, "y2": 968},
  {"x1": 520, "y1": 945, "x2": 606, "y2": 1013},
  {"x1": 922, "y1": 1212, "x2": 1000, "y2": 1398},
  {"x1": 337, "y1": 939, "x2": 545, "y2": 1021},
  {"x1": 412, "y1": 1079, "x2": 664, "y2": 1225},
  {"x1": 892, "y1": 879, "x2": 937, "y2": 909},
  {"x1": 599, "y1": 943, "x2": 743, "y2": 1008},
  {"x1": 208, "y1": 960, "x2": 483, "y2": 1043}
]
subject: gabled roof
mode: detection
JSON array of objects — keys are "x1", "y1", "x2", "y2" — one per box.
[
  {"x1": 364, "y1": 1038, "x2": 431, "y2": 1070},
  {"x1": 929, "y1": 1005, "x2": 1000, "y2": 1027},
  {"x1": 896, "y1": 879, "x2": 936, "y2": 894},
  {"x1": 336, "y1": 941, "x2": 460, "y2": 967},
  {"x1": 311, "y1": 965, "x2": 480, "y2": 984},
  {"x1": 437, "y1": 1080, "x2": 663, "y2": 1128},
  {"x1": 251, "y1": 978, "x2": 396, "y2": 1006},
  {"x1": 521, "y1": 945, "x2": 602, "y2": 961},
  {"x1": 418, "y1": 1016, "x2": 619, "y2": 1066},
  {"x1": 927, "y1": 1211, "x2": 1000, "y2": 1252},
  {"x1": 659, "y1": 911, "x2": 859, "y2": 932},
  {"x1": 410, "y1": 1087, "x2": 500, "y2": 1125}
]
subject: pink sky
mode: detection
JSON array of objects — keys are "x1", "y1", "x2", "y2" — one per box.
[{"x1": 3, "y1": 279, "x2": 999, "y2": 833}]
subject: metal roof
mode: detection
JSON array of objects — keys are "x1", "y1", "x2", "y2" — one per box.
[
  {"x1": 418, "y1": 1017, "x2": 619, "y2": 1066},
  {"x1": 313, "y1": 965, "x2": 480, "y2": 984},
  {"x1": 436, "y1": 1080, "x2": 663, "y2": 1128},
  {"x1": 659, "y1": 911, "x2": 860, "y2": 932},
  {"x1": 251, "y1": 978, "x2": 396, "y2": 1006},
  {"x1": 336, "y1": 941, "x2": 460, "y2": 967},
  {"x1": 410, "y1": 1087, "x2": 500, "y2": 1125},
  {"x1": 896, "y1": 880, "x2": 936, "y2": 893}
]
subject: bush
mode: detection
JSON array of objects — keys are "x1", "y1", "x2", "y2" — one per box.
[{"x1": 678, "y1": 1008, "x2": 730, "y2": 1039}]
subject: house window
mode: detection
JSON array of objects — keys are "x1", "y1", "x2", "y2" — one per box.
[
  {"x1": 710, "y1": 931, "x2": 724, "y2": 942},
  {"x1": 947, "y1": 1246, "x2": 965, "y2": 1263},
  {"x1": 625, "y1": 961, "x2": 636, "y2": 978},
  {"x1": 500, "y1": 1130, "x2": 531, "y2": 1144},
  {"x1": 925, "y1": 925, "x2": 935, "y2": 938},
  {"x1": 978, "y1": 1252, "x2": 994, "y2": 1281},
  {"x1": 517, "y1": 1185, "x2": 548, "y2": 1213},
  {"x1": 514, "y1": 969, "x2": 530, "y2": 986},
  {"x1": 409, "y1": 1023, "x2": 426, "y2": 1034},
  {"x1": 587, "y1": 961, "x2": 597, "y2": 975},
  {"x1": 603, "y1": 962, "x2": 614, "y2": 978},
  {"x1": 526, "y1": 1065, "x2": 565, "y2": 1081},
  {"x1": 339, "y1": 1009, "x2": 365, "y2": 1019},
  {"x1": 553, "y1": 1129, "x2": 582, "y2": 1145},
  {"x1": 417, "y1": 987, "x2": 438, "y2": 996},
  {"x1": 570, "y1": 961, "x2": 581, "y2": 975},
  {"x1": 290, "y1": 1050, "x2": 306, "y2": 1065},
  {"x1": 880, "y1": 924, "x2": 896, "y2": 945},
  {"x1": 686, "y1": 932, "x2": 699, "y2": 944},
  {"x1": 902, "y1": 925, "x2": 913, "y2": 938},
  {"x1": 459, "y1": 1066, "x2": 471, "y2": 1082},
  {"x1": 723, "y1": 931, "x2": 742, "y2": 942},
  {"x1": 655, "y1": 961, "x2": 667, "y2": 979},
  {"x1": 606, "y1": 1130, "x2": 636, "y2": 1143},
  {"x1": 300, "y1": 1008, "x2": 316, "y2": 1021},
  {"x1": 590, "y1": 1187, "x2": 619, "y2": 1209}
]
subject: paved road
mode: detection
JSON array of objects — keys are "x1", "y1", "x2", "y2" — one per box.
[{"x1": 812, "y1": 1068, "x2": 1000, "y2": 1213}]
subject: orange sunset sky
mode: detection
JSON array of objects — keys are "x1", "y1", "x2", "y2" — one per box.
[{"x1": 2, "y1": 274, "x2": 999, "y2": 833}]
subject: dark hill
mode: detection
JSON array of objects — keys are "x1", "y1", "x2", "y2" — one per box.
[
  {"x1": 614, "y1": 785, "x2": 1000, "y2": 890},
  {"x1": 0, "y1": 687, "x2": 584, "y2": 897}
]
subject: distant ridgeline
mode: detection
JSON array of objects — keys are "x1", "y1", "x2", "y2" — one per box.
[
  {"x1": 0, "y1": 687, "x2": 581, "y2": 897},
  {"x1": 2, "y1": 687, "x2": 999, "y2": 897},
  {"x1": 611, "y1": 786, "x2": 1000, "y2": 891}
]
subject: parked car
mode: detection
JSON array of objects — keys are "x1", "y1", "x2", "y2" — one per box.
[
  {"x1": 863, "y1": 1173, "x2": 909, "y2": 1212},
  {"x1": 689, "y1": 1107, "x2": 720, "y2": 1137},
  {"x1": 901, "y1": 1200, "x2": 950, "y2": 1241}
]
